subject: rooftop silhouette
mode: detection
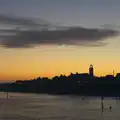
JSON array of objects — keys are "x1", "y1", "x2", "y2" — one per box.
[{"x1": 0, "y1": 64, "x2": 120, "y2": 97}]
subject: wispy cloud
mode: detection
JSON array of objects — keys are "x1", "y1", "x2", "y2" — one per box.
[
  {"x1": 0, "y1": 14, "x2": 119, "y2": 48},
  {"x1": 0, "y1": 14, "x2": 50, "y2": 27}
]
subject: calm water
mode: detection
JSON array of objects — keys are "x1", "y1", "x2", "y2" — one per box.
[{"x1": 0, "y1": 92, "x2": 120, "y2": 120}]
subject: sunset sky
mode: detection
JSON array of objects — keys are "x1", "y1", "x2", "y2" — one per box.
[{"x1": 0, "y1": 0, "x2": 120, "y2": 81}]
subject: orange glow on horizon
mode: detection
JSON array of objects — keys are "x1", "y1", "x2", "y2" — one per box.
[
  {"x1": 1, "y1": 36, "x2": 120, "y2": 81},
  {"x1": 0, "y1": 70, "x2": 116, "y2": 81}
]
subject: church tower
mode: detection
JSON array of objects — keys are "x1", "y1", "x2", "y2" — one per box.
[{"x1": 89, "y1": 64, "x2": 94, "y2": 76}]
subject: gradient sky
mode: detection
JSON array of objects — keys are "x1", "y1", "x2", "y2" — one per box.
[{"x1": 0, "y1": 0, "x2": 120, "y2": 81}]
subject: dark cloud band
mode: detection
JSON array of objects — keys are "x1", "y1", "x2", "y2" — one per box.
[{"x1": 0, "y1": 14, "x2": 118, "y2": 48}]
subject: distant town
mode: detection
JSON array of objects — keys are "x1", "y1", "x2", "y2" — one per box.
[{"x1": 1, "y1": 64, "x2": 120, "y2": 97}]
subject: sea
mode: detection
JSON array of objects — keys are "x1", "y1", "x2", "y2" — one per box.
[{"x1": 0, "y1": 92, "x2": 120, "y2": 120}]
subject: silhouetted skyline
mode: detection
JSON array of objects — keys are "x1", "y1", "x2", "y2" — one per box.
[{"x1": 1, "y1": 64, "x2": 120, "y2": 97}]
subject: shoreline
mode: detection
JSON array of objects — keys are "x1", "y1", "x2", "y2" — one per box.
[{"x1": 1, "y1": 90, "x2": 120, "y2": 98}]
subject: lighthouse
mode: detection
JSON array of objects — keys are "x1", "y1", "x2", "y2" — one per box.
[{"x1": 89, "y1": 64, "x2": 94, "y2": 76}]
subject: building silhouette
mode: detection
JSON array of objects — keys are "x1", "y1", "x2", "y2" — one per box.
[
  {"x1": 89, "y1": 64, "x2": 94, "y2": 76},
  {"x1": 116, "y1": 73, "x2": 120, "y2": 80}
]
